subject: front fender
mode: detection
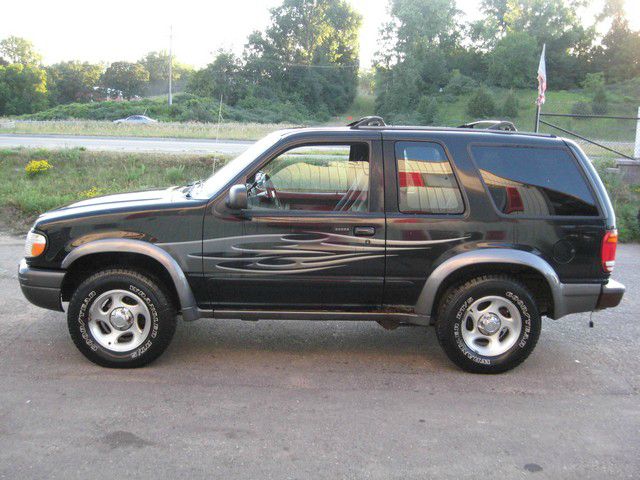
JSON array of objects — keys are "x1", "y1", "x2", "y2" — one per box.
[{"x1": 61, "y1": 239, "x2": 199, "y2": 321}]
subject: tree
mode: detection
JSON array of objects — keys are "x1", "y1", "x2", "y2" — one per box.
[
  {"x1": 100, "y1": 62, "x2": 149, "y2": 99},
  {"x1": 444, "y1": 70, "x2": 477, "y2": 96},
  {"x1": 487, "y1": 32, "x2": 538, "y2": 88},
  {"x1": 0, "y1": 36, "x2": 42, "y2": 66},
  {"x1": 581, "y1": 72, "x2": 605, "y2": 94},
  {"x1": 472, "y1": 0, "x2": 593, "y2": 88},
  {"x1": 417, "y1": 96, "x2": 439, "y2": 125},
  {"x1": 501, "y1": 90, "x2": 519, "y2": 119},
  {"x1": 186, "y1": 51, "x2": 245, "y2": 105},
  {"x1": 376, "y1": 0, "x2": 460, "y2": 68},
  {"x1": 592, "y1": 87, "x2": 608, "y2": 114},
  {"x1": 243, "y1": 0, "x2": 362, "y2": 114},
  {"x1": 591, "y1": 2, "x2": 640, "y2": 83},
  {"x1": 47, "y1": 61, "x2": 103, "y2": 104},
  {"x1": 0, "y1": 63, "x2": 48, "y2": 115},
  {"x1": 138, "y1": 51, "x2": 193, "y2": 95},
  {"x1": 467, "y1": 87, "x2": 497, "y2": 118},
  {"x1": 374, "y1": 0, "x2": 460, "y2": 117}
]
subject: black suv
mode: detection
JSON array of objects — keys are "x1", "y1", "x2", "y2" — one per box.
[{"x1": 18, "y1": 117, "x2": 625, "y2": 373}]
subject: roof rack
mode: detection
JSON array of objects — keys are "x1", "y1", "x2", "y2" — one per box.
[
  {"x1": 457, "y1": 120, "x2": 517, "y2": 131},
  {"x1": 346, "y1": 116, "x2": 524, "y2": 134},
  {"x1": 348, "y1": 116, "x2": 386, "y2": 128}
]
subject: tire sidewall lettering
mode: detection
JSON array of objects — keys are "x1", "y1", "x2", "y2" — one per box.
[
  {"x1": 77, "y1": 282, "x2": 159, "y2": 359},
  {"x1": 452, "y1": 288, "x2": 532, "y2": 365}
]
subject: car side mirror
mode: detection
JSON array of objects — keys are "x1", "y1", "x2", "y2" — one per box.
[{"x1": 227, "y1": 184, "x2": 248, "y2": 211}]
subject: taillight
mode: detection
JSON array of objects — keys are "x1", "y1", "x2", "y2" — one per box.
[{"x1": 601, "y1": 229, "x2": 618, "y2": 273}]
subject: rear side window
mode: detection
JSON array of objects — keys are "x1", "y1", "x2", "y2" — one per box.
[
  {"x1": 471, "y1": 145, "x2": 599, "y2": 217},
  {"x1": 395, "y1": 141, "x2": 464, "y2": 214}
]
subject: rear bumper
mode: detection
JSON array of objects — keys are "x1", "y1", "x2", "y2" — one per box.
[
  {"x1": 596, "y1": 279, "x2": 625, "y2": 311},
  {"x1": 552, "y1": 279, "x2": 625, "y2": 319},
  {"x1": 18, "y1": 259, "x2": 65, "y2": 312}
]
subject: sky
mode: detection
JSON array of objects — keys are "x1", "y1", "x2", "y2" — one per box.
[{"x1": 1, "y1": 0, "x2": 638, "y2": 69}]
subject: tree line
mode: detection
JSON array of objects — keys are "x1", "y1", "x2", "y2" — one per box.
[
  {"x1": 1, "y1": 0, "x2": 639, "y2": 121},
  {"x1": 374, "y1": 0, "x2": 640, "y2": 122},
  {"x1": 0, "y1": 37, "x2": 193, "y2": 115}
]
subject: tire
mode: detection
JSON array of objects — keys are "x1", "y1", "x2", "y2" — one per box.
[
  {"x1": 67, "y1": 268, "x2": 177, "y2": 368},
  {"x1": 435, "y1": 275, "x2": 541, "y2": 374}
]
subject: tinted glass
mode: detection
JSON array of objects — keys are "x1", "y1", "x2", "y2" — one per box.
[
  {"x1": 395, "y1": 141, "x2": 464, "y2": 214},
  {"x1": 472, "y1": 145, "x2": 598, "y2": 217},
  {"x1": 246, "y1": 143, "x2": 369, "y2": 212}
]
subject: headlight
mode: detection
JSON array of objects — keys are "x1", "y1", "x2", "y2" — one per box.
[{"x1": 25, "y1": 230, "x2": 47, "y2": 258}]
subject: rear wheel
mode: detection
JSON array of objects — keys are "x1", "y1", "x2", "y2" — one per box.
[
  {"x1": 67, "y1": 269, "x2": 176, "y2": 368},
  {"x1": 436, "y1": 275, "x2": 541, "y2": 374}
]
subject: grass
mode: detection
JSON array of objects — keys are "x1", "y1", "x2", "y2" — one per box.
[
  {"x1": 594, "y1": 159, "x2": 640, "y2": 243},
  {"x1": 2, "y1": 82, "x2": 638, "y2": 153},
  {"x1": 0, "y1": 148, "x2": 229, "y2": 233},
  {"x1": 0, "y1": 120, "x2": 296, "y2": 141},
  {"x1": 1, "y1": 147, "x2": 637, "y2": 242}
]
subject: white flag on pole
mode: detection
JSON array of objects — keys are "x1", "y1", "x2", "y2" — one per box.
[{"x1": 537, "y1": 44, "x2": 547, "y2": 106}]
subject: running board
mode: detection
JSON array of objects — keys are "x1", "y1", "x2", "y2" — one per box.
[{"x1": 197, "y1": 309, "x2": 430, "y2": 326}]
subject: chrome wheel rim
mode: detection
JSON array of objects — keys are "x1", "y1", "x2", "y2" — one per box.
[
  {"x1": 460, "y1": 295, "x2": 522, "y2": 357},
  {"x1": 88, "y1": 289, "x2": 151, "y2": 352}
]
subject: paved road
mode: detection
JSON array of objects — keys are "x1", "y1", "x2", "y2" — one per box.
[
  {"x1": 0, "y1": 133, "x2": 252, "y2": 155},
  {"x1": 0, "y1": 233, "x2": 638, "y2": 479}
]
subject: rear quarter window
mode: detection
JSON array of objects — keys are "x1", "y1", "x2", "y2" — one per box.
[
  {"x1": 471, "y1": 145, "x2": 599, "y2": 217},
  {"x1": 395, "y1": 141, "x2": 464, "y2": 214}
]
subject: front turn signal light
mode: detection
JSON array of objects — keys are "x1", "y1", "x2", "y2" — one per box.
[{"x1": 25, "y1": 231, "x2": 47, "y2": 258}]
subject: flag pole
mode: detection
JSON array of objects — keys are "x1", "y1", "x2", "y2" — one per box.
[{"x1": 535, "y1": 43, "x2": 546, "y2": 133}]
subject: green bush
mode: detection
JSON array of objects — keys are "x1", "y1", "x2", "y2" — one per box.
[
  {"x1": 594, "y1": 159, "x2": 640, "y2": 242},
  {"x1": 467, "y1": 87, "x2": 497, "y2": 118},
  {"x1": 444, "y1": 70, "x2": 477, "y2": 96},
  {"x1": 21, "y1": 93, "x2": 324, "y2": 125},
  {"x1": 592, "y1": 87, "x2": 609, "y2": 115},
  {"x1": 501, "y1": 91, "x2": 519, "y2": 119},
  {"x1": 165, "y1": 165, "x2": 187, "y2": 184},
  {"x1": 416, "y1": 96, "x2": 439, "y2": 125},
  {"x1": 616, "y1": 202, "x2": 640, "y2": 242},
  {"x1": 124, "y1": 163, "x2": 146, "y2": 182}
]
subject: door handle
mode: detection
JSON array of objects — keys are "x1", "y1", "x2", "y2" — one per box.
[{"x1": 354, "y1": 226, "x2": 376, "y2": 237}]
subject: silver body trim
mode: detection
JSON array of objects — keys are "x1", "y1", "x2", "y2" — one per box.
[
  {"x1": 414, "y1": 248, "x2": 600, "y2": 320},
  {"x1": 61, "y1": 239, "x2": 200, "y2": 321}
]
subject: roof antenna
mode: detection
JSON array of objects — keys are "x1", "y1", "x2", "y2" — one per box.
[{"x1": 213, "y1": 94, "x2": 224, "y2": 175}]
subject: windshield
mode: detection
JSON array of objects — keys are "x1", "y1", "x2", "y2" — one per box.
[{"x1": 189, "y1": 132, "x2": 284, "y2": 199}]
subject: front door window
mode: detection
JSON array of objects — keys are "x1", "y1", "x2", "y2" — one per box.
[{"x1": 246, "y1": 143, "x2": 370, "y2": 213}]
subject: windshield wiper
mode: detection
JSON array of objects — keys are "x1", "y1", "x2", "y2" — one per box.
[{"x1": 184, "y1": 179, "x2": 204, "y2": 198}]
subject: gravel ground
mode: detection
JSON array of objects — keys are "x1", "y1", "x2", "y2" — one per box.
[{"x1": 0, "y1": 233, "x2": 638, "y2": 479}]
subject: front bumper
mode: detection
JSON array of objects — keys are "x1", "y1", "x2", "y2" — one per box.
[
  {"x1": 596, "y1": 279, "x2": 625, "y2": 310},
  {"x1": 18, "y1": 259, "x2": 65, "y2": 311}
]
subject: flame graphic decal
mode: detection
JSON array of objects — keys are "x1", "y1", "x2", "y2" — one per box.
[{"x1": 191, "y1": 232, "x2": 469, "y2": 275}]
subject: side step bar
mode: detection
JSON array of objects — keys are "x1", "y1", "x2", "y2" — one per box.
[{"x1": 197, "y1": 309, "x2": 430, "y2": 326}]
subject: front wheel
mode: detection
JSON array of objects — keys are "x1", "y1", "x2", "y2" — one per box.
[
  {"x1": 67, "y1": 269, "x2": 177, "y2": 368},
  {"x1": 436, "y1": 275, "x2": 541, "y2": 374}
]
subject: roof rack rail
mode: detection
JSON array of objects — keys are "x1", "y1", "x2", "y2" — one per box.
[
  {"x1": 458, "y1": 120, "x2": 517, "y2": 131},
  {"x1": 348, "y1": 116, "x2": 386, "y2": 128}
]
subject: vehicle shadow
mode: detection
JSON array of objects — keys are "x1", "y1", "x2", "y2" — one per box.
[{"x1": 165, "y1": 319, "x2": 447, "y2": 368}]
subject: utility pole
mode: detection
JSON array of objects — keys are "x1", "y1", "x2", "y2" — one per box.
[
  {"x1": 635, "y1": 106, "x2": 640, "y2": 159},
  {"x1": 168, "y1": 25, "x2": 173, "y2": 107}
]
